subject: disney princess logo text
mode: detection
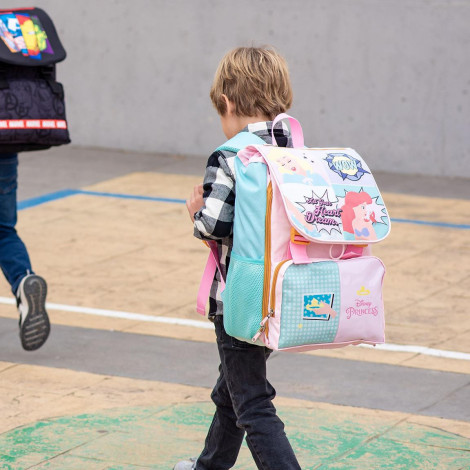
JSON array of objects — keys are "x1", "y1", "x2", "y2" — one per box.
[{"x1": 346, "y1": 299, "x2": 379, "y2": 319}]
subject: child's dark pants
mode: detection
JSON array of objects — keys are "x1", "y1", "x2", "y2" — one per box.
[
  {"x1": 0, "y1": 153, "x2": 33, "y2": 294},
  {"x1": 196, "y1": 315, "x2": 301, "y2": 470}
]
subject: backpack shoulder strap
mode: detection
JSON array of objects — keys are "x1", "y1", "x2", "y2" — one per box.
[{"x1": 216, "y1": 131, "x2": 265, "y2": 153}]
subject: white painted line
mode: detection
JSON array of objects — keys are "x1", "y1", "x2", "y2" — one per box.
[
  {"x1": 1, "y1": 296, "x2": 469, "y2": 360},
  {"x1": 0, "y1": 296, "x2": 213, "y2": 330},
  {"x1": 358, "y1": 343, "x2": 470, "y2": 361}
]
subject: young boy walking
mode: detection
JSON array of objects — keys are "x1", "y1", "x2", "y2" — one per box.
[{"x1": 176, "y1": 47, "x2": 301, "y2": 470}]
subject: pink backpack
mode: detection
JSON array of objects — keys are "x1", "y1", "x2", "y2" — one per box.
[{"x1": 198, "y1": 114, "x2": 390, "y2": 351}]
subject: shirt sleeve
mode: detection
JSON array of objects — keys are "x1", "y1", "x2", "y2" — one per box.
[{"x1": 193, "y1": 151, "x2": 235, "y2": 241}]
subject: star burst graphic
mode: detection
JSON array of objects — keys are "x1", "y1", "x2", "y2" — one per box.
[
  {"x1": 325, "y1": 153, "x2": 370, "y2": 181},
  {"x1": 296, "y1": 189, "x2": 343, "y2": 235}
]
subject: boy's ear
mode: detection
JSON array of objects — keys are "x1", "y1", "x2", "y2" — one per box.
[{"x1": 221, "y1": 94, "x2": 235, "y2": 116}]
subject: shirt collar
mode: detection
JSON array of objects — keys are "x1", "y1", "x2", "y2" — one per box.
[{"x1": 241, "y1": 120, "x2": 292, "y2": 147}]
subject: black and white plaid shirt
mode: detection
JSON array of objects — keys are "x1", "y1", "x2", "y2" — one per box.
[{"x1": 193, "y1": 121, "x2": 292, "y2": 319}]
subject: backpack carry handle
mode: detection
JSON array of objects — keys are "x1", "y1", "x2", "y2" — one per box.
[{"x1": 271, "y1": 113, "x2": 304, "y2": 148}]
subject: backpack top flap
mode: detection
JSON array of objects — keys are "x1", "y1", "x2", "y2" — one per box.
[
  {"x1": 258, "y1": 145, "x2": 391, "y2": 244},
  {"x1": 0, "y1": 7, "x2": 66, "y2": 66}
]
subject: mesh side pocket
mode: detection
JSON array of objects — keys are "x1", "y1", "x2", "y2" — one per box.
[{"x1": 223, "y1": 253, "x2": 264, "y2": 341}]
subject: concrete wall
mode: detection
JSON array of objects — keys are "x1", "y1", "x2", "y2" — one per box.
[{"x1": 5, "y1": 0, "x2": 469, "y2": 177}]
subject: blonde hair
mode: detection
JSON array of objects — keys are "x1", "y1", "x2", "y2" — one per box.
[{"x1": 210, "y1": 46, "x2": 293, "y2": 120}]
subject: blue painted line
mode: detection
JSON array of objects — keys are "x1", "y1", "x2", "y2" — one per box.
[
  {"x1": 18, "y1": 189, "x2": 186, "y2": 211},
  {"x1": 76, "y1": 190, "x2": 186, "y2": 205},
  {"x1": 390, "y1": 217, "x2": 470, "y2": 230},
  {"x1": 17, "y1": 189, "x2": 79, "y2": 210},
  {"x1": 18, "y1": 189, "x2": 469, "y2": 230}
]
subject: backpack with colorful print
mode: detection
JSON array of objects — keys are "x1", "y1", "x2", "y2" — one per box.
[
  {"x1": 0, "y1": 7, "x2": 70, "y2": 152},
  {"x1": 198, "y1": 114, "x2": 390, "y2": 351}
]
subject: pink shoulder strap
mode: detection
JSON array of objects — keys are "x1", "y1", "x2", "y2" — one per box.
[
  {"x1": 271, "y1": 113, "x2": 304, "y2": 148},
  {"x1": 196, "y1": 241, "x2": 225, "y2": 315}
]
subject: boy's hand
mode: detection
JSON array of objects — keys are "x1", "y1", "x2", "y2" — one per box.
[{"x1": 186, "y1": 183, "x2": 204, "y2": 222}]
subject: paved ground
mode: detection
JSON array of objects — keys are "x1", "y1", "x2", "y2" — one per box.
[{"x1": 0, "y1": 145, "x2": 469, "y2": 469}]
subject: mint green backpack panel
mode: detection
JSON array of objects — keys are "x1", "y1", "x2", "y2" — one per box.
[
  {"x1": 218, "y1": 132, "x2": 267, "y2": 340},
  {"x1": 278, "y1": 261, "x2": 341, "y2": 348}
]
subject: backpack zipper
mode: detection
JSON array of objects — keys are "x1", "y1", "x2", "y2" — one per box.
[
  {"x1": 260, "y1": 181, "x2": 273, "y2": 339},
  {"x1": 269, "y1": 259, "x2": 291, "y2": 316},
  {"x1": 253, "y1": 257, "x2": 291, "y2": 343}
]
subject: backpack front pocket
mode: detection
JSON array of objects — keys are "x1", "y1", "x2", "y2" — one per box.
[{"x1": 269, "y1": 256, "x2": 385, "y2": 350}]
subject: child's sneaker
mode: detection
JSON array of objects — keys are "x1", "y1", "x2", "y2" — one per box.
[
  {"x1": 17, "y1": 274, "x2": 50, "y2": 351},
  {"x1": 173, "y1": 458, "x2": 196, "y2": 470}
]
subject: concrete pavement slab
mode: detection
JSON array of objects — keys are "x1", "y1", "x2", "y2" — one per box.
[
  {"x1": 1, "y1": 403, "x2": 469, "y2": 469},
  {"x1": 0, "y1": 361, "x2": 469, "y2": 469},
  {"x1": 17, "y1": 147, "x2": 207, "y2": 201},
  {"x1": 0, "y1": 317, "x2": 469, "y2": 422}
]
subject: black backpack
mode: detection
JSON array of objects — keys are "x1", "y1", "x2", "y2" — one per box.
[{"x1": 0, "y1": 7, "x2": 70, "y2": 152}]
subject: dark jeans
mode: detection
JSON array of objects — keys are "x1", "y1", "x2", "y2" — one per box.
[
  {"x1": 0, "y1": 153, "x2": 32, "y2": 294},
  {"x1": 196, "y1": 315, "x2": 301, "y2": 470}
]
